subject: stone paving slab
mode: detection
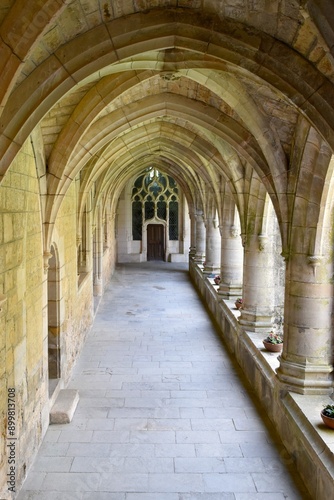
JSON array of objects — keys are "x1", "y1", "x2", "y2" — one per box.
[{"x1": 17, "y1": 262, "x2": 310, "y2": 499}]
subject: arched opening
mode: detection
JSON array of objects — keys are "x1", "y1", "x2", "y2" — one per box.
[{"x1": 117, "y1": 167, "x2": 190, "y2": 263}]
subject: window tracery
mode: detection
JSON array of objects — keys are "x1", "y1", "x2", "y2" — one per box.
[{"x1": 131, "y1": 168, "x2": 179, "y2": 241}]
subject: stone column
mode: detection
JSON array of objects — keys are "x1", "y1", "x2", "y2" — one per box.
[
  {"x1": 238, "y1": 233, "x2": 276, "y2": 332},
  {"x1": 189, "y1": 210, "x2": 196, "y2": 259},
  {"x1": 93, "y1": 216, "x2": 103, "y2": 296},
  {"x1": 203, "y1": 216, "x2": 221, "y2": 274},
  {"x1": 218, "y1": 223, "x2": 243, "y2": 298},
  {"x1": 80, "y1": 206, "x2": 93, "y2": 273},
  {"x1": 277, "y1": 254, "x2": 333, "y2": 394},
  {"x1": 193, "y1": 211, "x2": 206, "y2": 264},
  {"x1": 217, "y1": 197, "x2": 243, "y2": 298},
  {"x1": 277, "y1": 129, "x2": 333, "y2": 393}
]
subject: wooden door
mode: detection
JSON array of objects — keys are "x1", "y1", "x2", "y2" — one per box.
[{"x1": 147, "y1": 224, "x2": 164, "y2": 261}]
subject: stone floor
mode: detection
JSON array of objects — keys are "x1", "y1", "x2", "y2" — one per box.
[{"x1": 17, "y1": 262, "x2": 311, "y2": 500}]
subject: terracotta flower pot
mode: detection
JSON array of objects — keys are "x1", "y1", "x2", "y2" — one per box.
[
  {"x1": 235, "y1": 301, "x2": 243, "y2": 310},
  {"x1": 263, "y1": 340, "x2": 283, "y2": 352},
  {"x1": 321, "y1": 412, "x2": 334, "y2": 429}
]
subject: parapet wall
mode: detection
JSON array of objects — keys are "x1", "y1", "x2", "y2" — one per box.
[{"x1": 189, "y1": 259, "x2": 334, "y2": 500}]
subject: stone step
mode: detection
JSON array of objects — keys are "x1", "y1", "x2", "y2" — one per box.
[{"x1": 49, "y1": 389, "x2": 79, "y2": 424}]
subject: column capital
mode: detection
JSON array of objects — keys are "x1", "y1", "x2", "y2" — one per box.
[
  {"x1": 258, "y1": 234, "x2": 268, "y2": 252},
  {"x1": 230, "y1": 225, "x2": 239, "y2": 238},
  {"x1": 307, "y1": 254, "x2": 324, "y2": 277}
]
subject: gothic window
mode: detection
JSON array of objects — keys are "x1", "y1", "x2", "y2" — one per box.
[
  {"x1": 169, "y1": 201, "x2": 179, "y2": 240},
  {"x1": 131, "y1": 168, "x2": 179, "y2": 240},
  {"x1": 132, "y1": 201, "x2": 142, "y2": 240},
  {"x1": 145, "y1": 200, "x2": 155, "y2": 220},
  {"x1": 157, "y1": 200, "x2": 167, "y2": 220}
]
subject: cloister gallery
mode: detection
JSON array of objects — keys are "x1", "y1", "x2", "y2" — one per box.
[{"x1": 0, "y1": 1, "x2": 334, "y2": 498}]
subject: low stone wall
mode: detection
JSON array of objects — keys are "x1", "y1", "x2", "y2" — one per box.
[{"x1": 189, "y1": 260, "x2": 334, "y2": 500}]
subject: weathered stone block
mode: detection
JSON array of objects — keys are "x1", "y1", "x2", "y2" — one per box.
[{"x1": 50, "y1": 389, "x2": 79, "y2": 424}]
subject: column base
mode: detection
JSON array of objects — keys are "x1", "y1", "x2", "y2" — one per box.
[
  {"x1": 193, "y1": 252, "x2": 205, "y2": 264},
  {"x1": 218, "y1": 283, "x2": 242, "y2": 299},
  {"x1": 189, "y1": 247, "x2": 196, "y2": 258},
  {"x1": 203, "y1": 265, "x2": 220, "y2": 275},
  {"x1": 93, "y1": 279, "x2": 103, "y2": 297},
  {"x1": 277, "y1": 357, "x2": 333, "y2": 395},
  {"x1": 238, "y1": 309, "x2": 273, "y2": 332}
]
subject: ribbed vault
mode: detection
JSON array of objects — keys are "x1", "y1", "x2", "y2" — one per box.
[{"x1": 1, "y1": 2, "x2": 334, "y2": 257}]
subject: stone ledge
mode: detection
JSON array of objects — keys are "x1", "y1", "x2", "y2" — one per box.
[
  {"x1": 283, "y1": 393, "x2": 334, "y2": 496},
  {"x1": 50, "y1": 389, "x2": 79, "y2": 424},
  {"x1": 189, "y1": 259, "x2": 334, "y2": 499}
]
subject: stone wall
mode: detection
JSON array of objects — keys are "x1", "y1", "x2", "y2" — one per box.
[
  {"x1": 53, "y1": 183, "x2": 94, "y2": 384},
  {"x1": 0, "y1": 140, "x2": 47, "y2": 499},
  {"x1": 0, "y1": 141, "x2": 114, "y2": 498}
]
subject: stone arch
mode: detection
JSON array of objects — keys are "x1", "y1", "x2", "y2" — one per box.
[
  {"x1": 73, "y1": 130, "x2": 223, "y2": 249},
  {"x1": 2, "y1": 11, "x2": 334, "y2": 180},
  {"x1": 0, "y1": 0, "x2": 67, "y2": 111}
]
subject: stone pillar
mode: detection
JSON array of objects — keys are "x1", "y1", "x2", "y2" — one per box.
[
  {"x1": 238, "y1": 233, "x2": 276, "y2": 332},
  {"x1": 193, "y1": 211, "x2": 206, "y2": 264},
  {"x1": 80, "y1": 206, "x2": 92, "y2": 273},
  {"x1": 277, "y1": 129, "x2": 333, "y2": 393},
  {"x1": 189, "y1": 210, "x2": 196, "y2": 258},
  {"x1": 277, "y1": 254, "x2": 333, "y2": 394},
  {"x1": 93, "y1": 217, "x2": 103, "y2": 296},
  {"x1": 203, "y1": 216, "x2": 221, "y2": 274},
  {"x1": 218, "y1": 223, "x2": 243, "y2": 298},
  {"x1": 217, "y1": 198, "x2": 243, "y2": 298}
]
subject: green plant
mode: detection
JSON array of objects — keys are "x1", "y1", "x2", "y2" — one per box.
[
  {"x1": 263, "y1": 332, "x2": 283, "y2": 344},
  {"x1": 235, "y1": 298, "x2": 243, "y2": 304},
  {"x1": 322, "y1": 404, "x2": 334, "y2": 418}
]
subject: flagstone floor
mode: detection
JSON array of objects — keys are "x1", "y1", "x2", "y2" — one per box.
[{"x1": 17, "y1": 262, "x2": 310, "y2": 500}]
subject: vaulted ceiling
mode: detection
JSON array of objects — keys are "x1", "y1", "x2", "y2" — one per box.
[{"x1": 1, "y1": 1, "x2": 334, "y2": 238}]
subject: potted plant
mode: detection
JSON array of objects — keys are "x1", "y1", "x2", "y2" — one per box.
[
  {"x1": 263, "y1": 332, "x2": 283, "y2": 352},
  {"x1": 321, "y1": 404, "x2": 334, "y2": 429},
  {"x1": 213, "y1": 275, "x2": 221, "y2": 285},
  {"x1": 235, "y1": 298, "x2": 243, "y2": 310}
]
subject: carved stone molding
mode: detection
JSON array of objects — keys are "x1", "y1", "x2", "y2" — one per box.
[
  {"x1": 280, "y1": 250, "x2": 290, "y2": 262},
  {"x1": 258, "y1": 234, "x2": 268, "y2": 252},
  {"x1": 230, "y1": 225, "x2": 239, "y2": 238},
  {"x1": 307, "y1": 255, "x2": 323, "y2": 277},
  {"x1": 161, "y1": 72, "x2": 181, "y2": 81},
  {"x1": 43, "y1": 251, "x2": 53, "y2": 274},
  {"x1": 240, "y1": 232, "x2": 247, "y2": 247}
]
